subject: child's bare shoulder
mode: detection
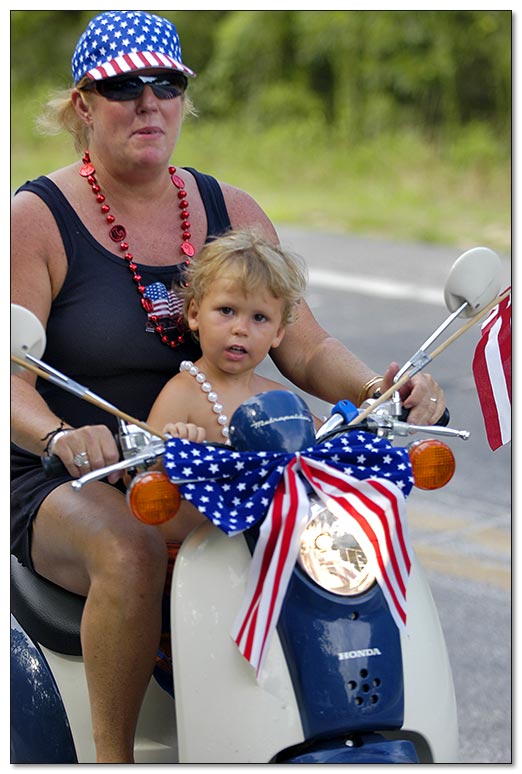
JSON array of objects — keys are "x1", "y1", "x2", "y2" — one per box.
[
  {"x1": 159, "y1": 370, "x2": 195, "y2": 397},
  {"x1": 148, "y1": 371, "x2": 194, "y2": 427}
]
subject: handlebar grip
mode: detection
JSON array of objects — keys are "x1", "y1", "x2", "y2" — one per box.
[
  {"x1": 41, "y1": 432, "x2": 125, "y2": 478},
  {"x1": 435, "y1": 407, "x2": 450, "y2": 427},
  {"x1": 330, "y1": 399, "x2": 359, "y2": 423},
  {"x1": 400, "y1": 406, "x2": 450, "y2": 426},
  {"x1": 41, "y1": 454, "x2": 69, "y2": 478}
]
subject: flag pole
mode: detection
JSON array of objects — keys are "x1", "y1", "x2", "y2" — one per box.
[
  {"x1": 350, "y1": 287, "x2": 511, "y2": 426},
  {"x1": 11, "y1": 353, "x2": 167, "y2": 440},
  {"x1": 427, "y1": 287, "x2": 510, "y2": 362}
]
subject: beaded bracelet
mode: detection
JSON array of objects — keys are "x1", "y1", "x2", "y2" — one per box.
[{"x1": 357, "y1": 375, "x2": 383, "y2": 407}]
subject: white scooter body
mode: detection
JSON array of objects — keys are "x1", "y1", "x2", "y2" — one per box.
[
  {"x1": 171, "y1": 522, "x2": 458, "y2": 763},
  {"x1": 18, "y1": 514, "x2": 457, "y2": 764}
]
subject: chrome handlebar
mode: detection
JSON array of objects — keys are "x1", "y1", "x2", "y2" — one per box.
[{"x1": 71, "y1": 401, "x2": 469, "y2": 491}]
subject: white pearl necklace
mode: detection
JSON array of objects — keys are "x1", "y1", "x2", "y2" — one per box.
[{"x1": 180, "y1": 360, "x2": 229, "y2": 439}]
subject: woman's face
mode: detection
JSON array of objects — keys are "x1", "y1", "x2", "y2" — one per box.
[{"x1": 74, "y1": 70, "x2": 185, "y2": 170}]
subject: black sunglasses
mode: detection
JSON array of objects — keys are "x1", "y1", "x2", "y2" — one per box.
[{"x1": 83, "y1": 72, "x2": 188, "y2": 102}]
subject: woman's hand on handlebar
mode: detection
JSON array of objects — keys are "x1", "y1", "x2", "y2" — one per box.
[
  {"x1": 382, "y1": 362, "x2": 446, "y2": 425},
  {"x1": 49, "y1": 425, "x2": 121, "y2": 483}
]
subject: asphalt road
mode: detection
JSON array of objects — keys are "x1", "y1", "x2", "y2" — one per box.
[{"x1": 261, "y1": 226, "x2": 512, "y2": 763}]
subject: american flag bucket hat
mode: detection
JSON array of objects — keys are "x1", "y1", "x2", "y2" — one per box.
[{"x1": 71, "y1": 10, "x2": 196, "y2": 84}]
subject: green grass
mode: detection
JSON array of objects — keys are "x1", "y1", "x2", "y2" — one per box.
[{"x1": 11, "y1": 95, "x2": 511, "y2": 255}]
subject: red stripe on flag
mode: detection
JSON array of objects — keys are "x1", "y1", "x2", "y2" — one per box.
[
  {"x1": 328, "y1": 490, "x2": 407, "y2": 625},
  {"x1": 472, "y1": 290, "x2": 511, "y2": 450},
  {"x1": 234, "y1": 483, "x2": 284, "y2": 660},
  {"x1": 473, "y1": 334, "x2": 502, "y2": 448},
  {"x1": 302, "y1": 460, "x2": 407, "y2": 594},
  {"x1": 370, "y1": 479, "x2": 411, "y2": 575},
  {"x1": 232, "y1": 459, "x2": 312, "y2": 675},
  {"x1": 256, "y1": 461, "x2": 300, "y2": 669},
  {"x1": 299, "y1": 458, "x2": 409, "y2": 626}
]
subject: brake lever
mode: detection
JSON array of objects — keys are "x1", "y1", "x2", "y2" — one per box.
[
  {"x1": 392, "y1": 420, "x2": 469, "y2": 440},
  {"x1": 71, "y1": 442, "x2": 166, "y2": 490}
]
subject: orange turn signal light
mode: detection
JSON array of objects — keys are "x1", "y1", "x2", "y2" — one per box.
[
  {"x1": 408, "y1": 439, "x2": 455, "y2": 490},
  {"x1": 127, "y1": 470, "x2": 181, "y2": 525}
]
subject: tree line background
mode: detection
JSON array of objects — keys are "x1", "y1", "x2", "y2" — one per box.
[
  {"x1": 10, "y1": 10, "x2": 511, "y2": 251},
  {"x1": 11, "y1": 10, "x2": 510, "y2": 137}
]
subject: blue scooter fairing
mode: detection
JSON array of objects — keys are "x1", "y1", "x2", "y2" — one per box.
[
  {"x1": 278, "y1": 566, "x2": 405, "y2": 740},
  {"x1": 10, "y1": 615, "x2": 77, "y2": 763}
]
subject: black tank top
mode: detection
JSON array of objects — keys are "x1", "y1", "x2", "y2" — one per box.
[{"x1": 14, "y1": 168, "x2": 232, "y2": 432}]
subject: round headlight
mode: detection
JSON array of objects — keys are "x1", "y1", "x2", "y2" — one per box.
[{"x1": 298, "y1": 497, "x2": 376, "y2": 596}]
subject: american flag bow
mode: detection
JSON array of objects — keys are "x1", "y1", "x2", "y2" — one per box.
[{"x1": 164, "y1": 431, "x2": 414, "y2": 676}]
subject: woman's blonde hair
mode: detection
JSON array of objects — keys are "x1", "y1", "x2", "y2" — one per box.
[
  {"x1": 36, "y1": 76, "x2": 196, "y2": 154},
  {"x1": 183, "y1": 229, "x2": 308, "y2": 326}
]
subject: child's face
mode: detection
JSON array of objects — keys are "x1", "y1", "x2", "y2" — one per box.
[{"x1": 187, "y1": 276, "x2": 286, "y2": 372}]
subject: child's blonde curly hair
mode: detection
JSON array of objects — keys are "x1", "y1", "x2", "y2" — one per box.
[{"x1": 182, "y1": 229, "x2": 308, "y2": 326}]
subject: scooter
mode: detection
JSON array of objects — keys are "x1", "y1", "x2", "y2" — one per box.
[{"x1": 10, "y1": 247, "x2": 503, "y2": 764}]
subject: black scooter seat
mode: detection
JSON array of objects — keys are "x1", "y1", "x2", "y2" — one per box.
[{"x1": 11, "y1": 555, "x2": 84, "y2": 656}]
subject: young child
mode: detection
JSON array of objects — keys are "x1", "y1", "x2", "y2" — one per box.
[{"x1": 147, "y1": 229, "x2": 320, "y2": 442}]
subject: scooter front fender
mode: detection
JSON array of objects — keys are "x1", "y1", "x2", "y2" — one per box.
[{"x1": 170, "y1": 523, "x2": 304, "y2": 763}]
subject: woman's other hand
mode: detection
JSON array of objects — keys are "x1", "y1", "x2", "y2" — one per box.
[{"x1": 381, "y1": 361, "x2": 446, "y2": 425}]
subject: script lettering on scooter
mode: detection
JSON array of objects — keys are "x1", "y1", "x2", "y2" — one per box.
[{"x1": 250, "y1": 413, "x2": 314, "y2": 429}]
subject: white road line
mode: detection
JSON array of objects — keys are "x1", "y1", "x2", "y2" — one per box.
[{"x1": 308, "y1": 269, "x2": 444, "y2": 305}]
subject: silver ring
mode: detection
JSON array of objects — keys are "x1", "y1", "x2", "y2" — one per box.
[
  {"x1": 73, "y1": 451, "x2": 90, "y2": 466},
  {"x1": 430, "y1": 397, "x2": 438, "y2": 403}
]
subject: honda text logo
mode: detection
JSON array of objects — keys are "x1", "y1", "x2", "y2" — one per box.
[{"x1": 337, "y1": 648, "x2": 382, "y2": 661}]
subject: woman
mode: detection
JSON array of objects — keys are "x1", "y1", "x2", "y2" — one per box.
[{"x1": 11, "y1": 11, "x2": 445, "y2": 763}]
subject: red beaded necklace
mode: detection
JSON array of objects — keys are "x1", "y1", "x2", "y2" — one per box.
[{"x1": 80, "y1": 149, "x2": 195, "y2": 349}]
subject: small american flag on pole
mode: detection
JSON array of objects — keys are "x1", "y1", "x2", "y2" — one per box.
[{"x1": 472, "y1": 288, "x2": 511, "y2": 450}]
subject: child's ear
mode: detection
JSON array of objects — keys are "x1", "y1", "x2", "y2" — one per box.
[
  {"x1": 187, "y1": 298, "x2": 199, "y2": 332},
  {"x1": 270, "y1": 324, "x2": 286, "y2": 350}
]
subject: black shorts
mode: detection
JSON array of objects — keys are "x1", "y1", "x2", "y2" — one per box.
[
  {"x1": 11, "y1": 444, "x2": 128, "y2": 570},
  {"x1": 11, "y1": 444, "x2": 76, "y2": 570}
]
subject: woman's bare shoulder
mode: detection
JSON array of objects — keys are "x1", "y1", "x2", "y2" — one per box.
[
  {"x1": 219, "y1": 181, "x2": 278, "y2": 242},
  {"x1": 12, "y1": 164, "x2": 79, "y2": 221},
  {"x1": 11, "y1": 170, "x2": 78, "y2": 291}
]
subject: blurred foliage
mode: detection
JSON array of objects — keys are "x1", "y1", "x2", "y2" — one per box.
[
  {"x1": 10, "y1": 10, "x2": 511, "y2": 252},
  {"x1": 11, "y1": 10, "x2": 511, "y2": 137}
]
